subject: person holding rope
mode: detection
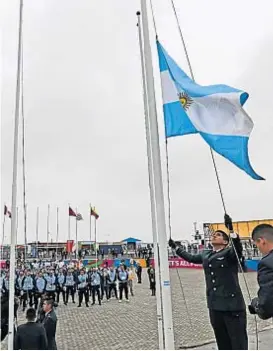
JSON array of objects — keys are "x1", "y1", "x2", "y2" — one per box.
[
  {"x1": 169, "y1": 214, "x2": 247, "y2": 350},
  {"x1": 249, "y1": 224, "x2": 273, "y2": 320}
]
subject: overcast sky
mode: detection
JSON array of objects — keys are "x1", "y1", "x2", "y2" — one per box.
[{"x1": 2, "y1": 0, "x2": 273, "y2": 246}]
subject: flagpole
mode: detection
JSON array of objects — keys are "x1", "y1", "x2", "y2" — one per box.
[
  {"x1": 24, "y1": 204, "x2": 27, "y2": 259},
  {"x1": 56, "y1": 207, "x2": 59, "y2": 257},
  {"x1": 1, "y1": 205, "x2": 6, "y2": 259},
  {"x1": 36, "y1": 207, "x2": 39, "y2": 258},
  {"x1": 89, "y1": 204, "x2": 92, "y2": 255},
  {"x1": 8, "y1": 0, "x2": 23, "y2": 348},
  {"x1": 68, "y1": 204, "x2": 71, "y2": 240},
  {"x1": 47, "y1": 204, "x2": 50, "y2": 258},
  {"x1": 140, "y1": 0, "x2": 174, "y2": 349},
  {"x1": 137, "y1": 11, "x2": 164, "y2": 350},
  {"x1": 16, "y1": 207, "x2": 19, "y2": 259},
  {"x1": 94, "y1": 215, "x2": 97, "y2": 267},
  {"x1": 75, "y1": 207, "x2": 78, "y2": 259}
]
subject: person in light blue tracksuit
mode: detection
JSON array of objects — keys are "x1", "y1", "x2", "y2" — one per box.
[
  {"x1": 34, "y1": 272, "x2": 46, "y2": 310},
  {"x1": 56, "y1": 269, "x2": 66, "y2": 304},
  {"x1": 22, "y1": 271, "x2": 34, "y2": 311},
  {"x1": 64, "y1": 270, "x2": 76, "y2": 305},
  {"x1": 77, "y1": 270, "x2": 89, "y2": 307},
  {"x1": 90, "y1": 268, "x2": 101, "y2": 305},
  {"x1": 45, "y1": 270, "x2": 57, "y2": 301}
]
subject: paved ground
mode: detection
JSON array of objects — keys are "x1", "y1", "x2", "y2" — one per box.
[{"x1": 1, "y1": 269, "x2": 272, "y2": 349}]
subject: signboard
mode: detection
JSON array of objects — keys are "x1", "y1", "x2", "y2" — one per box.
[{"x1": 168, "y1": 258, "x2": 202, "y2": 269}]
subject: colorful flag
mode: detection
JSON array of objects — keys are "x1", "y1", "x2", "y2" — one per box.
[
  {"x1": 90, "y1": 207, "x2": 99, "y2": 220},
  {"x1": 76, "y1": 213, "x2": 83, "y2": 221},
  {"x1": 69, "y1": 206, "x2": 76, "y2": 217},
  {"x1": 157, "y1": 41, "x2": 263, "y2": 180}
]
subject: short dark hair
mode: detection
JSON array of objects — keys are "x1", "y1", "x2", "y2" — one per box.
[
  {"x1": 44, "y1": 299, "x2": 54, "y2": 308},
  {"x1": 26, "y1": 308, "x2": 36, "y2": 321},
  {"x1": 215, "y1": 230, "x2": 229, "y2": 243},
  {"x1": 252, "y1": 224, "x2": 273, "y2": 241}
]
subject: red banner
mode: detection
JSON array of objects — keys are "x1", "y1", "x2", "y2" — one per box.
[
  {"x1": 168, "y1": 257, "x2": 202, "y2": 269},
  {"x1": 66, "y1": 240, "x2": 74, "y2": 253}
]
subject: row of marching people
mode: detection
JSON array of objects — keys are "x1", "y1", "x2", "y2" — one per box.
[{"x1": 0, "y1": 263, "x2": 137, "y2": 310}]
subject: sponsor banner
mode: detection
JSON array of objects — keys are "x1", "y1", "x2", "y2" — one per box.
[{"x1": 168, "y1": 258, "x2": 202, "y2": 269}]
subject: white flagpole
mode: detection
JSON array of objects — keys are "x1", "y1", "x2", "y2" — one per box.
[
  {"x1": 140, "y1": 0, "x2": 175, "y2": 349},
  {"x1": 89, "y1": 204, "x2": 92, "y2": 254},
  {"x1": 8, "y1": 0, "x2": 23, "y2": 348},
  {"x1": 56, "y1": 207, "x2": 59, "y2": 242},
  {"x1": 47, "y1": 204, "x2": 50, "y2": 257},
  {"x1": 75, "y1": 207, "x2": 78, "y2": 259},
  {"x1": 136, "y1": 11, "x2": 164, "y2": 350},
  {"x1": 94, "y1": 214, "x2": 98, "y2": 267},
  {"x1": 16, "y1": 207, "x2": 19, "y2": 259},
  {"x1": 1, "y1": 205, "x2": 6, "y2": 259},
  {"x1": 36, "y1": 207, "x2": 39, "y2": 258}
]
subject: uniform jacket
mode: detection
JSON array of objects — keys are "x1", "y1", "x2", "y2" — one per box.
[
  {"x1": 42, "y1": 309, "x2": 58, "y2": 350},
  {"x1": 176, "y1": 236, "x2": 245, "y2": 312},
  {"x1": 14, "y1": 322, "x2": 48, "y2": 350},
  {"x1": 255, "y1": 249, "x2": 273, "y2": 319}
]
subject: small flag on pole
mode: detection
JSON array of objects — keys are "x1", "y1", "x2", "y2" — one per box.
[
  {"x1": 4, "y1": 205, "x2": 12, "y2": 218},
  {"x1": 69, "y1": 207, "x2": 76, "y2": 217},
  {"x1": 90, "y1": 207, "x2": 99, "y2": 220},
  {"x1": 76, "y1": 213, "x2": 83, "y2": 221}
]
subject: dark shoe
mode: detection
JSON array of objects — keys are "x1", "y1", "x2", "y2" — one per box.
[
  {"x1": 77, "y1": 304, "x2": 81, "y2": 307},
  {"x1": 86, "y1": 303, "x2": 89, "y2": 307},
  {"x1": 64, "y1": 302, "x2": 67, "y2": 305},
  {"x1": 99, "y1": 301, "x2": 102, "y2": 305},
  {"x1": 72, "y1": 301, "x2": 75, "y2": 303},
  {"x1": 91, "y1": 302, "x2": 95, "y2": 305}
]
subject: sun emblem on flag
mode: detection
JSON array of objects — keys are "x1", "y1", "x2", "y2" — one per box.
[{"x1": 178, "y1": 92, "x2": 193, "y2": 111}]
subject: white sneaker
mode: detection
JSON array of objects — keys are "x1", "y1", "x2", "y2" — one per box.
[
  {"x1": 126, "y1": 299, "x2": 129, "y2": 303},
  {"x1": 119, "y1": 300, "x2": 122, "y2": 303}
]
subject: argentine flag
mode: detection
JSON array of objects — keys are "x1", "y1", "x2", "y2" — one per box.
[{"x1": 157, "y1": 41, "x2": 264, "y2": 180}]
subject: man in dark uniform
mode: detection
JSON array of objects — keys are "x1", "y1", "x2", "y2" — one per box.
[
  {"x1": 249, "y1": 224, "x2": 273, "y2": 319},
  {"x1": 42, "y1": 299, "x2": 58, "y2": 350},
  {"x1": 14, "y1": 308, "x2": 47, "y2": 350},
  {"x1": 169, "y1": 215, "x2": 247, "y2": 350}
]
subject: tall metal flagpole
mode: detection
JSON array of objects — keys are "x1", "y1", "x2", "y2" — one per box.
[
  {"x1": 56, "y1": 207, "x2": 59, "y2": 257},
  {"x1": 94, "y1": 215, "x2": 98, "y2": 267},
  {"x1": 8, "y1": 0, "x2": 24, "y2": 348},
  {"x1": 16, "y1": 207, "x2": 19, "y2": 259},
  {"x1": 36, "y1": 207, "x2": 39, "y2": 258},
  {"x1": 24, "y1": 204, "x2": 27, "y2": 259},
  {"x1": 140, "y1": 0, "x2": 175, "y2": 349},
  {"x1": 68, "y1": 204, "x2": 71, "y2": 240},
  {"x1": 89, "y1": 204, "x2": 92, "y2": 254},
  {"x1": 1, "y1": 205, "x2": 6, "y2": 259},
  {"x1": 47, "y1": 205, "x2": 50, "y2": 258},
  {"x1": 136, "y1": 11, "x2": 163, "y2": 350},
  {"x1": 75, "y1": 207, "x2": 78, "y2": 259}
]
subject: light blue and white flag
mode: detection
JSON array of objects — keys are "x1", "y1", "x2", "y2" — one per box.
[{"x1": 157, "y1": 41, "x2": 264, "y2": 180}]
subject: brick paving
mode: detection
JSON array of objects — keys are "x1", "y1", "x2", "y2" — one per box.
[{"x1": 1, "y1": 269, "x2": 272, "y2": 349}]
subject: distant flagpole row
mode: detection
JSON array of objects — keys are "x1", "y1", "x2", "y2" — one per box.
[{"x1": 2, "y1": 204, "x2": 100, "y2": 252}]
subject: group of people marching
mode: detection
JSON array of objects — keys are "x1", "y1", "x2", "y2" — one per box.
[{"x1": 1, "y1": 260, "x2": 156, "y2": 312}]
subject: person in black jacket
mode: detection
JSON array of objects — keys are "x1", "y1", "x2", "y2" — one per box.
[
  {"x1": 249, "y1": 224, "x2": 273, "y2": 320},
  {"x1": 42, "y1": 299, "x2": 58, "y2": 350},
  {"x1": 14, "y1": 308, "x2": 47, "y2": 350},
  {"x1": 169, "y1": 214, "x2": 247, "y2": 350}
]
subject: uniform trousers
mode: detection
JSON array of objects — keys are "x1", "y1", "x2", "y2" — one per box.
[
  {"x1": 209, "y1": 309, "x2": 248, "y2": 350},
  {"x1": 65, "y1": 286, "x2": 75, "y2": 303},
  {"x1": 34, "y1": 292, "x2": 44, "y2": 309},
  {"x1": 78, "y1": 288, "x2": 89, "y2": 306},
  {"x1": 22, "y1": 290, "x2": 33, "y2": 309},
  {"x1": 56, "y1": 286, "x2": 65, "y2": 303},
  {"x1": 91, "y1": 285, "x2": 101, "y2": 304},
  {"x1": 108, "y1": 283, "x2": 118, "y2": 299},
  {"x1": 119, "y1": 282, "x2": 128, "y2": 300}
]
